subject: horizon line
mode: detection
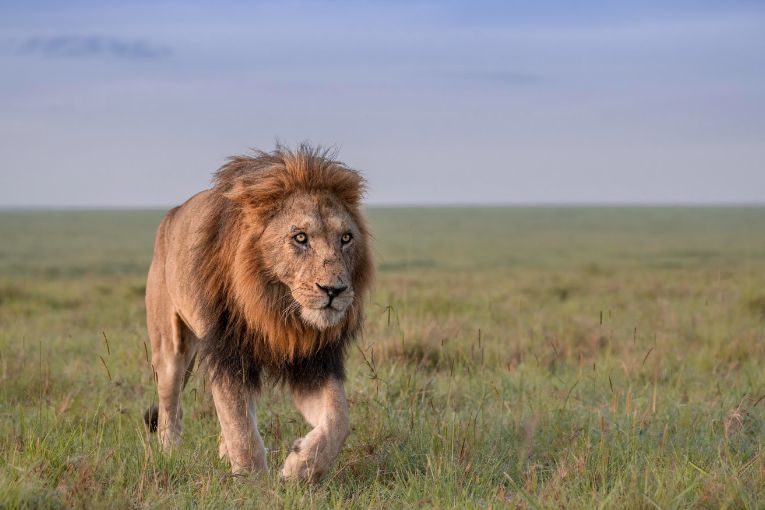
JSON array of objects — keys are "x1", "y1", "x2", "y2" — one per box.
[{"x1": 1, "y1": 201, "x2": 764, "y2": 211}]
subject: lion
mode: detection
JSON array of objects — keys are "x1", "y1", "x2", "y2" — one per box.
[{"x1": 143, "y1": 144, "x2": 374, "y2": 481}]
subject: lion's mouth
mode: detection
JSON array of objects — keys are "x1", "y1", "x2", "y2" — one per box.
[
  {"x1": 298, "y1": 302, "x2": 347, "y2": 330},
  {"x1": 310, "y1": 295, "x2": 351, "y2": 312},
  {"x1": 319, "y1": 303, "x2": 344, "y2": 315}
]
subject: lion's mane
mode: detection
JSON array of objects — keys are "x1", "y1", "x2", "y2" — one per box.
[{"x1": 194, "y1": 144, "x2": 373, "y2": 391}]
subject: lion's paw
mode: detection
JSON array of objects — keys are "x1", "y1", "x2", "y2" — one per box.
[{"x1": 279, "y1": 437, "x2": 327, "y2": 482}]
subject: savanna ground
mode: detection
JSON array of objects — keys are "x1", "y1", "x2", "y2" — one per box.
[{"x1": 1, "y1": 207, "x2": 764, "y2": 509}]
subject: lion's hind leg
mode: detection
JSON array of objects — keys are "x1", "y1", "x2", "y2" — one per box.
[
  {"x1": 144, "y1": 349, "x2": 196, "y2": 433},
  {"x1": 148, "y1": 312, "x2": 198, "y2": 449}
]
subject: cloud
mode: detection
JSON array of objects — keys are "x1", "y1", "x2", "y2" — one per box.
[
  {"x1": 11, "y1": 35, "x2": 171, "y2": 59},
  {"x1": 448, "y1": 69, "x2": 542, "y2": 87}
]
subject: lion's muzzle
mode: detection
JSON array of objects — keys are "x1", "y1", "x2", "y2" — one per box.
[{"x1": 316, "y1": 283, "x2": 348, "y2": 307}]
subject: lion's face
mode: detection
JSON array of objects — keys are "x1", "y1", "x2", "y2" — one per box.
[{"x1": 260, "y1": 191, "x2": 363, "y2": 330}]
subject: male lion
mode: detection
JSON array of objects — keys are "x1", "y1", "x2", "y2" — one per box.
[{"x1": 143, "y1": 144, "x2": 373, "y2": 481}]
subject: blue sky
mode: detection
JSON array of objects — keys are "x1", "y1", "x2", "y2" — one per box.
[{"x1": 1, "y1": 0, "x2": 764, "y2": 206}]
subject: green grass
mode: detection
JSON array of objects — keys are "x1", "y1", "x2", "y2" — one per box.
[{"x1": 1, "y1": 207, "x2": 764, "y2": 508}]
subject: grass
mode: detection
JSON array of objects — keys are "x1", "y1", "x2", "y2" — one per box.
[{"x1": 1, "y1": 206, "x2": 764, "y2": 508}]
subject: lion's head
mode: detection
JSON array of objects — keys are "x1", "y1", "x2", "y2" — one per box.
[
  {"x1": 196, "y1": 144, "x2": 373, "y2": 366},
  {"x1": 254, "y1": 190, "x2": 364, "y2": 329}
]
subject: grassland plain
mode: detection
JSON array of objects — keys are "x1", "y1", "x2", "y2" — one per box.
[{"x1": 0, "y1": 207, "x2": 764, "y2": 509}]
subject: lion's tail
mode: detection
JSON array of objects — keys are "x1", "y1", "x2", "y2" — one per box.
[{"x1": 143, "y1": 405, "x2": 158, "y2": 433}]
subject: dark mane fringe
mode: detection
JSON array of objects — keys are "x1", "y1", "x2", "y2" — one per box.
[
  {"x1": 201, "y1": 293, "x2": 354, "y2": 391},
  {"x1": 192, "y1": 144, "x2": 372, "y2": 391}
]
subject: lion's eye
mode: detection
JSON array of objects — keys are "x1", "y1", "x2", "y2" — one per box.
[
  {"x1": 293, "y1": 233, "x2": 308, "y2": 245},
  {"x1": 341, "y1": 233, "x2": 352, "y2": 244}
]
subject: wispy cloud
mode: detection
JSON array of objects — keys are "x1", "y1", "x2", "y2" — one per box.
[
  {"x1": 10, "y1": 35, "x2": 171, "y2": 59},
  {"x1": 445, "y1": 69, "x2": 542, "y2": 87}
]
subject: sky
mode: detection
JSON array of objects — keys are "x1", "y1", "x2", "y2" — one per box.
[{"x1": 1, "y1": 0, "x2": 764, "y2": 206}]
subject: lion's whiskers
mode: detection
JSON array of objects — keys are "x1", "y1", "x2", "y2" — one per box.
[{"x1": 279, "y1": 297, "x2": 300, "y2": 324}]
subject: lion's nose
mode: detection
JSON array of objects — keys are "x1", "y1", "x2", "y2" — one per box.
[{"x1": 316, "y1": 283, "x2": 348, "y2": 298}]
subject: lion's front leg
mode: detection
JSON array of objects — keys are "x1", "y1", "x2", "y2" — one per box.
[
  {"x1": 211, "y1": 379, "x2": 268, "y2": 475},
  {"x1": 280, "y1": 376, "x2": 349, "y2": 482}
]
